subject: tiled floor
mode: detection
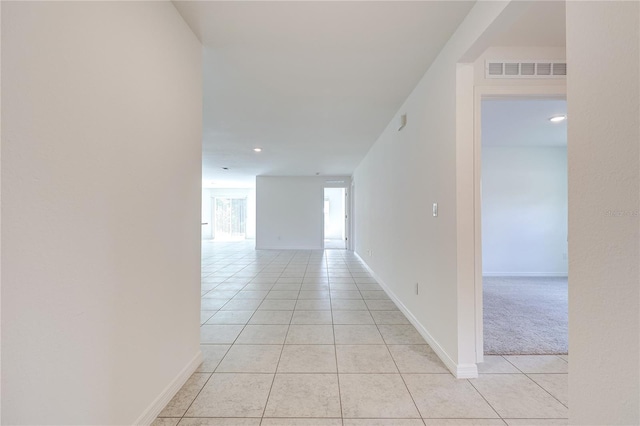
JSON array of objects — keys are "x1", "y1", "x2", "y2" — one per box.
[{"x1": 153, "y1": 241, "x2": 568, "y2": 426}]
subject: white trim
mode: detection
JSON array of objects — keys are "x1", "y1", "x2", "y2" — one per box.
[
  {"x1": 456, "y1": 363, "x2": 480, "y2": 378},
  {"x1": 321, "y1": 184, "x2": 325, "y2": 249},
  {"x1": 322, "y1": 184, "x2": 350, "y2": 251},
  {"x1": 354, "y1": 251, "x2": 477, "y2": 379},
  {"x1": 134, "y1": 350, "x2": 203, "y2": 425},
  {"x1": 256, "y1": 245, "x2": 323, "y2": 250},
  {"x1": 349, "y1": 180, "x2": 355, "y2": 251},
  {"x1": 483, "y1": 272, "x2": 568, "y2": 277},
  {"x1": 345, "y1": 187, "x2": 350, "y2": 251},
  {"x1": 455, "y1": 63, "x2": 479, "y2": 367}
]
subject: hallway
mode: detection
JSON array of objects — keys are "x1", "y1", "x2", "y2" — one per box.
[{"x1": 153, "y1": 241, "x2": 568, "y2": 425}]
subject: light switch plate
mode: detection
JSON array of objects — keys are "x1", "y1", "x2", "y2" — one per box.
[{"x1": 432, "y1": 203, "x2": 438, "y2": 217}]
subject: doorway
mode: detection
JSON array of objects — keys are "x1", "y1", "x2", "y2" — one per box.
[
  {"x1": 323, "y1": 187, "x2": 346, "y2": 249},
  {"x1": 479, "y1": 97, "x2": 568, "y2": 355}
]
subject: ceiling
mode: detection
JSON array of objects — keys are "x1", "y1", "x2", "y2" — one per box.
[
  {"x1": 489, "y1": 1, "x2": 565, "y2": 47},
  {"x1": 482, "y1": 99, "x2": 567, "y2": 147},
  {"x1": 173, "y1": 1, "x2": 476, "y2": 188}
]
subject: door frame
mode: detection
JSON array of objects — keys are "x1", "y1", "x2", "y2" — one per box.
[
  {"x1": 348, "y1": 180, "x2": 355, "y2": 251},
  {"x1": 473, "y1": 85, "x2": 567, "y2": 361},
  {"x1": 322, "y1": 183, "x2": 350, "y2": 250}
]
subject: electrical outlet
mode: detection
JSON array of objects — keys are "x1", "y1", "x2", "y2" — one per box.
[
  {"x1": 432, "y1": 203, "x2": 438, "y2": 217},
  {"x1": 367, "y1": 249, "x2": 372, "y2": 257}
]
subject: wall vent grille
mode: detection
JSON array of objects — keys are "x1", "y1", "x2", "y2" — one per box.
[{"x1": 486, "y1": 60, "x2": 567, "y2": 79}]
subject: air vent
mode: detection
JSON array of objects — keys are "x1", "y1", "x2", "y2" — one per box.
[
  {"x1": 504, "y1": 63, "x2": 519, "y2": 76},
  {"x1": 521, "y1": 63, "x2": 535, "y2": 75},
  {"x1": 486, "y1": 60, "x2": 567, "y2": 79},
  {"x1": 488, "y1": 62, "x2": 503, "y2": 76},
  {"x1": 553, "y1": 62, "x2": 567, "y2": 76},
  {"x1": 537, "y1": 63, "x2": 551, "y2": 75}
]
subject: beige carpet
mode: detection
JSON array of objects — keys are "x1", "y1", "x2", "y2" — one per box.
[{"x1": 483, "y1": 276, "x2": 568, "y2": 355}]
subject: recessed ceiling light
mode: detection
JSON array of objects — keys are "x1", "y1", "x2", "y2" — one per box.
[
  {"x1": 253, "y1": 148, "x2": 262, "y2": 152},
  {"x1": 549, "y1": 115, "x2": 567, "y2": 123},
  {"x1": 222, "y1": 167, "x2": 229, "y2": 170}
]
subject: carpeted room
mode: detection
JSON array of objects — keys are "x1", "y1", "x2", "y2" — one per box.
[{"x1": 481, "y1": 99, "x2": 568, "y2": 356}]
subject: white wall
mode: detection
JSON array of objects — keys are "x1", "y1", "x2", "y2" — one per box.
[
  {"x1": 482, "y1": 146, "x2": 567, "y2": 276},
  {"x1": 0, "y1": 3, "x2": 3, "y2": 420},
  {"x1": 256, "y1": 176, "x2": 349, "y2": 250},
  {"x1": 2, "y1": 3, "x2": 202, "y2": 424},
  {"x1": 202, "y1": 188, "x2": 256, "y2": 240},
  {"x1": 352, "y1": 1, "x2": 520, "y2": 377},
  {"x1": 566, "y1": 2, "x2": 639, "y2": 424}
]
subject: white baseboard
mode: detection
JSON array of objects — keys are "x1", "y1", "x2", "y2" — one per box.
[
  {"x1": 354, "y1": 251, "x2": 477, "y2": 379},
  {"x1": 483, "y1": 272, "x2": 568, "y2": 277},
  {"x1": 455, "y1": 363, "x2": 480, "y2": 379},
  {"x1": 134, "y1": 350, "x2": 203, "y2": 425},
  {"x1": 255, "y1": 245, "x2": 323, "y2": 250}
]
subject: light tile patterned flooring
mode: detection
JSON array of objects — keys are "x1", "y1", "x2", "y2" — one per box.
[{"x1": 153, "y1": 241, "x2": 568, "y2": 426}]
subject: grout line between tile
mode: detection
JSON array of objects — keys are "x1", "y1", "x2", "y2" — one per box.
[
  {"x1": 523, "y1": 372, "x2": 569, "y2": 409},
  {"x1": 372, "y1": 302, "x2": 424, "y2": 420},
  {"x1": 259, "y1": 253, "x2": 295, "y2": 422},
  {"x1": 194, "y1": 244, "x2": 567, "y2": 426},
  {"x1": 466, "y1": 377, "x2": 505, "y2": 421}
]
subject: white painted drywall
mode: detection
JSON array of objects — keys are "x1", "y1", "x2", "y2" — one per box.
[
  {"x1": 202, "y1": 188, "x2": 256, "y2": 240},
  {"x1": 0, "y1": 4, "x2": 3, "y2": 420},
  {"x1": 2, "y1": 2, "x2": 202, "y2": 424},
  {"x1": 352, "y1": 1, "x2": 518, "y2": 375},
  {"x1": 482, "y1": 146, "x2": 568, "y2": 276},
  {"x1": 256, "y1": 176, "x2": 349, "y2": 250},
  {"x1": 202, "y1": 190, "x2": 213, "y2": 239},
  {"x1": 566, "y1": 2, "x2": 640, "y2": 424}
]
